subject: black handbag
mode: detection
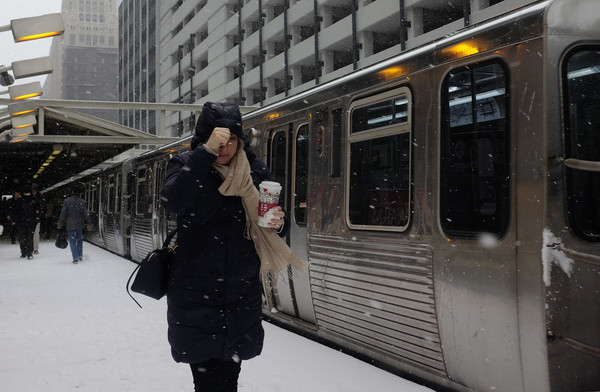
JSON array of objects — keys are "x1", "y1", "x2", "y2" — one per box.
[
  {"x1": 126, "y1": 228, "x2": 178, "y2": 308},
  {"x1": 55, "y1": 229, "x2": 68, "y2": 249}
]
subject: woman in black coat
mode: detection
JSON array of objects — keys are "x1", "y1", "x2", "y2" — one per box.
[{"x1": 160, "y1": 102, "x2": 295, "y2": 392}]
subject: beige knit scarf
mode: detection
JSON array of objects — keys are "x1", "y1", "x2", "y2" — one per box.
[{"x1": 213, "y1": 147, "x2": 308, "y2": 274}]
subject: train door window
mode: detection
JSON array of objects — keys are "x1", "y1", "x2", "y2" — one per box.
[
  {"x1": 347, "y1": 87, "x2": 412, "y2": 231},
  {"x1": 87, "y1": 183, "x2": 98, "y2": 212},
  {"x1": 100, "y1": 178, "x2": 107, "y2": 213},
  {"x1": 107, "y1": 174, "x2": 115, "y2": 213},
  {"x1": 440, "y1": 61, "x2": 510, "y2": 238},
  {"x1": 563, "y1": 48, "x2": 600, "y2": 241},
  {"x1": 84, "y1": 185, "x2": 91, "y2": 209},
  {"x1": 331, "y1": 109, "x2": 342, "y2": 178},
  {"x1": 294, "y1": 124, "x2": 309, "y2": 225},
  {"x1": 115, "y1": 173, "x2": 121, "y2": 214},
  {"x1": 267, "y1": 130, "x2": 288, "y2": 188},
  {"x1": 135, "y1": 166, "x2": 153, "y2": 217}
]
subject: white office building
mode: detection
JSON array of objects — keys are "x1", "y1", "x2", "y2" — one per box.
[{"x1": 120, "y1": 0, "x2": 537, "y2": 137}]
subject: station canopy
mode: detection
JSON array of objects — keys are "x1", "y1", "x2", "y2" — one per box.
[{"x1": 0, "y1": 99, "x2": 181, "y2": 194}]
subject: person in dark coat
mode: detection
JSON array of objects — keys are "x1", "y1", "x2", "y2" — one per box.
[
  {"x1": 12, "y1": 184, "x2": 40, "y2": 259},
  {"x1": 160, "y1": 102, "x2": 305, "y2": 392},
  {"x1": 5, "y1": 190, "x2": 21, "y2": 244},
  {"x1": 57, "y1": 184, "x2": 93, "y2": 264}
]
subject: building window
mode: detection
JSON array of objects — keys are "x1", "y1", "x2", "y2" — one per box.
[
  {"x1": 347, "y1": 87, "x2": 412, "y2": 231},
  {"x1": 440, "y1": 61, "x2": 510, "y2": 238}
]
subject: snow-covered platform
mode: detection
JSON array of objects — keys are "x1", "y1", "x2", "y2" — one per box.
[{"x1": 0, "y1": 238, "x2": 433, "y2": 392}]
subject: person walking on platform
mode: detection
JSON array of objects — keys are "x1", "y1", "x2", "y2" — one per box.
[
  {"x1": 160, "y1": 102, "x2": 305, "y2": 392},
  {"x1": 57, "y1": 184, "x2": 93, "y2": 264},
  {"x1": 12, "y1": 184, "x2": 40, "y2": 260},
  {"x1": 5, "y1": 190, "x2": 21, "y2": 244}
]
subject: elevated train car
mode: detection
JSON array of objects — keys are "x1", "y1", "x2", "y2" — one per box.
[{"x1": 48, "y1": 0, "x2": 599, "y2": 390}]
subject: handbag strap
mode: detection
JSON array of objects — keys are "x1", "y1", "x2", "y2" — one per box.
[
  {"x1": 126, "y1": 227, "x2": 178, "y2": 308},
  {"x1": 162, "y1": 227, "x2": 178, "y2": 248}
]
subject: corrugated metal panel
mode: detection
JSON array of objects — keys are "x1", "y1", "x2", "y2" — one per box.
[
  {"x1": 131, "y1": 218, "x2": 153, "y2": 261},
  {"x1": 308, "y1": 234, "x2": 445, "y2": 375}
]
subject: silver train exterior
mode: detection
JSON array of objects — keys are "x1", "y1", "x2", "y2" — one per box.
[{"x1": 48, "y1": 0, "x2": 599, "y2": 390}]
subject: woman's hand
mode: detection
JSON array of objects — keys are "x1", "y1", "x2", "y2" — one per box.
[
  {"x1": 205, "y1": 127, "x2": 231, "y2": 152},
  {"x1": 268, "y1": 206, "x2": 285, "y2": 231}
]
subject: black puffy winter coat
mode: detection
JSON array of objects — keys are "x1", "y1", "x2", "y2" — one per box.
[{"x1": 160, "y1": 144, "x2": 286, "y2": 364}]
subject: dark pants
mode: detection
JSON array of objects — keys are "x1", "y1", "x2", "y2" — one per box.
[
  {"x1": 17, "y1": 223, "x2": 36, "y2": 257},
  {"x1": 9, "y1": 223, "x2": 18, "y2": 244},
  {"x1": 189, "y1": 359, "x2": 242, "y2": 392}
]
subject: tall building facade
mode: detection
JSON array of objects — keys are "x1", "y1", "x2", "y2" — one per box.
[
  {"x1": 120, "y1": 0, "x2": 537, "y2": 137},
  {"x1": 118, "y1": 0, "x2": 158, "y2": 135},
  {"x1": 43, "y1": 0, "x2": 120, "y2": 122}
]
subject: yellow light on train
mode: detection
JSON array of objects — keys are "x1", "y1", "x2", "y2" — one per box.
[
  {"x1": 266, "y1": 113, "x2": 280, "y2": 120},
  {"x1": 378, "y1": 66, "x2": 408, "y2": 81},
  {"x1": 437, "y1": 41, "x2": 481, "y2": 62}
]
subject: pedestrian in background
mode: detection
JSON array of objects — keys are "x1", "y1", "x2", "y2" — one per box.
[
  {"x1": 5, "y1": 190, "x2": 21, "y2": 244},
  {"x1": 13, "y1": 184, "x2": 40, "y2": 260},
  {"x1": 57, "y1": 184, "x2": 93, "y2": 264}
]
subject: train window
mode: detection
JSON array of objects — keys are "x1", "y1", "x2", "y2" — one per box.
[
  {"x1": 107, "y1": 175, "x2": 115, "y2": 213},
  {"x1": 331, "y1": 109, "x2": 342, "y2": 178},
  {"x1": 135, "y1": 167, "x2": 153, "y2": 217},
  {"x1": 267, "y1": 130, "x2": 288, "y2": 188},
  {"x1": 352, "y1": 96, "x2": 408, "y2": 133},
  {"x1": 440, "y1": 62, "x2": 510, "y2": 238},
  {"x1": 347, "y1": 87, "x2": 412, "y2": 231},
  {"x1": 294, "y1": 124, "x2": 309, "y2": 225},
  {"x1": 115, "y1": 173, "x2": 121, "y2": 214},
  {"x1": 87, "y1": 182, "x2": 98, "y2": 213},
  {"x1": 563, "y1": 48, "x2": 600, "y2": 241}
]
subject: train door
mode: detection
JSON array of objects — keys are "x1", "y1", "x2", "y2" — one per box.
[
  {"x1": 153, "y1": 158, "x2": 172, "y2": 247},
  {"x1": 130, "y1": 163, "x2": 155, "y2": 261},
  {"x1": 544, "y1": 46, "x2": 600, "y2": 390},
  {"x1": 266, "y1": 123, "x2": 316, "y2": 324},
  {"x1": 433, "y1": 60, "x2": 523, "y2": 391}
]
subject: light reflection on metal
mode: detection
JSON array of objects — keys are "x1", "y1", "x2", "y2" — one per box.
[
  {"x1": 437, "y1": 41, "x2": 481, "y2": 62},
  {"x1": 377, "y1": 66, "x2": 408, "y2": 81}
]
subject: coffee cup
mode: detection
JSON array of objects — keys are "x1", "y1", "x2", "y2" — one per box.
[{"x1": 258, "y1": 181, "x2": 282, "y2": 227}]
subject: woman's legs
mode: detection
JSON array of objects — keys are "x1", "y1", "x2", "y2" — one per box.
[{"x1": 190, "y1": 359, "x2": 241, "y2": 392}]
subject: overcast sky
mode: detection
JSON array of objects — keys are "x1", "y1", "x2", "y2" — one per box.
[{"x1": 0, "y1": 1, "x2": 63, "y2": 86}]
